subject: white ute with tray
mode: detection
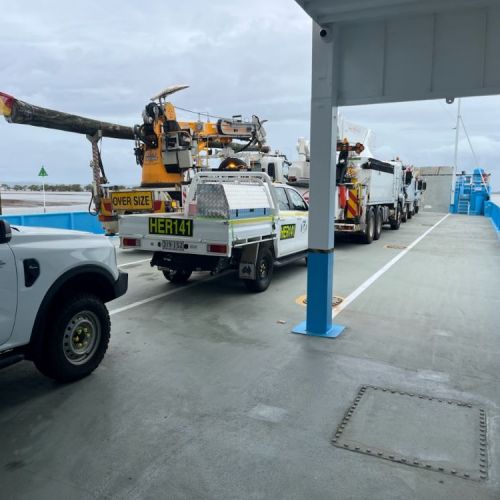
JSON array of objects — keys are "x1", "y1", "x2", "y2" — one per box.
[{"x1": 119, "y1": 171, "x2": 309, "y2": 292}]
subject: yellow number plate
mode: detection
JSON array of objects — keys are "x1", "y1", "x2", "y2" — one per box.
[
  {"x1": 280, "y1": 224, "x2": 296, "y2": 240},
  {"x1": 111, "y1": 191, "x2": 153, "y2": 211},
  {"x1": 149, "y1": 218, "x2": 193, "y2": 237}
]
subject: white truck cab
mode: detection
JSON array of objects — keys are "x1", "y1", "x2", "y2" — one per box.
[
  {"x1": 0, "y1": 220, "x2": 128, "y2": 381},
  {"x1": 119, "y1": 172, "x2": 308, "y2": 292}
]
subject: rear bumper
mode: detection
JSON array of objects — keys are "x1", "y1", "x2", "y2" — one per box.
[
  {"x1": 152, "y1": 251, "x2": 227, "y2": 272},
  {"x1": 113, "y1": 270, "x2": 128, "y2": 299}
]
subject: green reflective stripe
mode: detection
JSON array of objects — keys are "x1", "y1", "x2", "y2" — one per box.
[{"x1": 229, "y1": 216, "x2": 274, "y2": 225}]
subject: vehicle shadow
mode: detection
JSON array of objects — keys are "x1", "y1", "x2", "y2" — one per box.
[{"x1": 0, "y1": 363, "x2": 61, "y2": 411}]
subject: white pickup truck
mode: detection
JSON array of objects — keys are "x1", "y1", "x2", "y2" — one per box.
[
  {"x1": 119, "y1": 172, "x2": 309, "y2": 292},
  {"x1": 0, "y1": 220, "x2": 128, "y2": 382}
]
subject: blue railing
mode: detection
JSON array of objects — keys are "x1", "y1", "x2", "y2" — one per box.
[
  {"x1": 2, "y1": 211, "x2": 104, "y2": 234},
  {"x1": 485, "y1": 201, "x2": 500, "y2": 236}
]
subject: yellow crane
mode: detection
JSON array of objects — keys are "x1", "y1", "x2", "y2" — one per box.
[{"x1": 1, "y1": 85, "x2": 267, "y2": 233}]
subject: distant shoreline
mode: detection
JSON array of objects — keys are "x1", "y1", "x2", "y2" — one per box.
[
  {"x1": 2, "y1": 199, "x2": 81, "y2": 208},
  {"x1": 0, "y1": 190, "x2": 91, "y2": 196}
]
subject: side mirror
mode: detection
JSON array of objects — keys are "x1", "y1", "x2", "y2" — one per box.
[
  {"x1": 0, "y1": 220, "x2": 12, "y2": 244},
  {"x1": 268, "y1": 162, "x2": 276, "y2": 181}
]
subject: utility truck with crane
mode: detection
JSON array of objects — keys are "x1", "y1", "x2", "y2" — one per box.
[
  {"x1": 402, "y1": 166, "x2": 427, "y2": 217},
  {"x1": 287, "y1": 119, "x2": 414, "y2": 243},
  {"x1": 119, "y1": 171, "x2": 309, "y2": 292},
  {"x1": 0, "y1": 86, "x2": 270, "y2": 234},
  {"x1": 334, "y1": 142, "x2": 405, "y2": 243},
  {"x1": 298, "y1": 138, "x2": 406, "y2": 243}
]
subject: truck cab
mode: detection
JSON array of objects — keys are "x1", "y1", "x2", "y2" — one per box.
[{"x1": 0, "y1": 219, "x2": 127, "y2": 381}]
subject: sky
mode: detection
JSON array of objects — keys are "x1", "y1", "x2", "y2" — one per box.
[{"x1": 1, "y1": 0, "x2": 499, "y2": 190}]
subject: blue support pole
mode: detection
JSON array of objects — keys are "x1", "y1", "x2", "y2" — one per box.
[
  {"x1": 292, "y1": 22, "x2": 344, "y2": 339},
  {"x1": 293, "y1": 251, "x2": 344, "y2": 338}
]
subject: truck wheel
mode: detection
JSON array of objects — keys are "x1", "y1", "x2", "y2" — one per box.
[
  {"x1": 401, "y1": 204, "x2": 408, "y2": 223},
  {"x1": 414, "y1": 204, "x2": 419, "y2": 214},
  {"x1": 33, "y1": 294, "x2": 110, "y2": 382},
  {"x1": 373, "y1": 206, "x2": 382, "y2": 240},
  {"x1": 163, "y1": 269, "x2": 192, "y2": 284},
  {"x1": 408, "y1": 207, "x2": 413, "y2": 219},
  {"x1": 361, "y1": 208, "x2": 375, "y2": 244},
  {"x1": 390, "y1": 204, "x2": 402, "y2": 230},
  {"x1": 244, "y1": 247, "x2": 274, "y2": 292}
]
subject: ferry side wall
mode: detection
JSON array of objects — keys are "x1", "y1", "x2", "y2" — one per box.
[
  {"x1": 2, "y1": 196, "x2": 498, "y2": 239},
  {"x1": 2, "y1": 211, "x2": 104, "y2": 234},
  {"x1": 485, "y1": 201, "x2": 500, "y2": 236}
]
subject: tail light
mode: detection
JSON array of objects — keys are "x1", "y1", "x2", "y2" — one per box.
[
  {"x1": 98, "y1": 215, "x2": 115, "y2": 222},
  {"x1": 208, "y1": 244, "x2": 227, "y2": 254},
  {"x1": 338, "y1": 185, "x2": 347, "y2": 208},
  {"x1": 153, "y1": 200, "x2": 163, "y2": 211},
  {"x1": 122, "y1": 237, "x2": 140, "y2": 248}
]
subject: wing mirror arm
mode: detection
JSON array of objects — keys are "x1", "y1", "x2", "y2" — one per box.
[{"x1": 0, "y1": 220, "x2": 12, "y2": 244}]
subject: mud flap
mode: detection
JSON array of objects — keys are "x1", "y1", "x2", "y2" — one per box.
[{"x1": 238, "y1": 243, "x2": 259, "y2": 280}]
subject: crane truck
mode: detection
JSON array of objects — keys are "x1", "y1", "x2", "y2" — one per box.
[
  {"x1": 299, "y1": 139, "x2": 405, "y2": 243},
  {"x1": 386, "y1": 162, "x2": 427, "y2": 221},
  {"x1": 287, "y1": 138, "x2": 310, "y2": 187},
  {"x1": 402, "y1": 166, "x2": 427, "y2": 217},
  {"x1": 414, "y1": 176, "x2": 427, "y2": 214},
  {"x1": 333, "y1": 140, "x2": 405, "y2": 243},
  {"x1": 118, "y1": 171, "x2": 309, "y2": 292},
  {"x1": 0, "y1": 87, "x2": 269, "y2": 234}
]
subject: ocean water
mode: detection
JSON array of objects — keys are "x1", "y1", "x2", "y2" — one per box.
[{"x1": 0, "y1": 191, "x2": 92, "y2": 215}]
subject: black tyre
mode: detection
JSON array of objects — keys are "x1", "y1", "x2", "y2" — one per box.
[
  {"x1": 244, "y1": 247, "x2": 274, "y2": 292},
  {"x1": 33, "y1": 294, "x2": 110, "y2": 382},
  {"x1": 373, "y1": 206, "x2": 382, "y2": 240},
  {"x1": 360, "y1": 208, "x2": 375, "y2": 244},
  {"x1": 408, "y1": 207, "x2": 413, "y2": 219},
  {"x1": 401, "y1": 204, "x2": 408, "y2": 223},
  {"x1": 163, "y1": 269, "x2": 192, "y2": 284},
  {"x1": 390, "y1": 204, "x2": 402, "y2": 230},
  {"x1": 414, "y1": 204, "x2": 419, "y2": 214}
]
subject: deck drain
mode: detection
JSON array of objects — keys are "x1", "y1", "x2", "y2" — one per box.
[
  {"x1": 384, "y1": 244, "x2": 407, "y2": 250},
  {"x1": 332, "y1": 385, "x2": 488, "y2": 481},
  {"x1": 302, "y1": 296, "x2": 343, "y2": 307}
]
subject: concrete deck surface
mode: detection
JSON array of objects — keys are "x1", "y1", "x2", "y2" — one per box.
[{"x1": 0, "y1": 212, "x2": 499, "y2": 499}]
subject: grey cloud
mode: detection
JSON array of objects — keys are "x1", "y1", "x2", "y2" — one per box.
[{"x1": 1, "y1": 0, "x2": 499, "y2": 191}]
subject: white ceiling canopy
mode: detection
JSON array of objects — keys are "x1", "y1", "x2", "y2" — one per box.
[{"x1": 296, "y1": 0, "x2": 500, "y2": 105}]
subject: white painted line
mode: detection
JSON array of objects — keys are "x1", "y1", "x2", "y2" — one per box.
[
  {"x1": 333, "y1": 213, "x2": 450, "y2": 317},
  {"x1": 118, "y1": 258, "x2": 151, "y2": 268},
  {"x1": 109, "y1": 273, "x2": 223, "y2": 316}
]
